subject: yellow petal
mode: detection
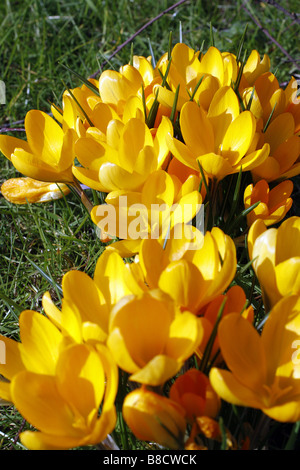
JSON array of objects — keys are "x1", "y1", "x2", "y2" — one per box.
[
  {"x1": 11, "y1": 148, "x2": 73, "y2": 183},
  {"x1": 62, "y1": 270, "x2": 109, "y2": 332},
  {"x1": 154, "y1": 84, "x2": 187, "y2": 111},
  {"x1": 153, "y1": 116, "x2": 174, "y2": 167},
  {"x1": 268, "y1": 180, "x2": 293, "y2": 211},
  {"x1": 75, "y1": 136, "x2": 106, "y2": 169},
  {"x1": 166, "y1": 134, "x2": 198, "y2": 170},
  {"x1": 261, "y1": 295, "x2": 300, "y2": 384},
  {"x1": 130, "y1": 355, "x2": 182, "y2": 386},
  {"x1": 94, "y1": 249, "x2": 142, "y2": 307},
  {"x1": 19, "y1": 430, "x2": 83, "y2": 451},
  {"x1": 207, "y1": 86, "x2": 239, "y2": 149},
  {"x1": 180, "y1": 101, "x2": 214, "y2": 156},
  {"x1": 0, "y1": 135, "x2": 30, "y2": 161},
  {"x1": 25, "y1": 110, "x2": 64, "y2": 165},
  {"x1": 275, "y1": 259, "x2": 300, "y2": 297},
  {"x1": 197, "y1": 153, "x2": 233, "y2": 180},
  {"x1": 119, "y1": 118, "x2": 153, "y2": 173},
  {"x1": 199, "y1": 46, "x2": 224, "y2": 84},
  {"x1": 107, "y1": 327, "x2": 140, "y2": 374},
  {"x1": 264, "y1": 112, "x2": 295, "y2": 154},
  {"x1": 233, "y1": 143, "x2": 270, "y2": 173},
  {"x1": 0, "y1": 335, "x2": 23, "y2": 381},
  {"x1": 56, "y1": 344, "x2": 105, "y2": 415},
  {"x1": 247, "y1": 219, "x2": 267, "y2": 260},
  {"x1": 158, "y1": 259, "x2": 205, "y2": 312},
  {"x1": 221, "y1": 111, "x2": 255, "y2": 165},
  {"x1": 42, "y1": 291, "x2": 62, "y2": 329},
  {"x1": 209, "y1": 368, "x2": 264, "y2": 408},
  {"x1": 11, "y1": 371, "x2": 78, "y2": 436},
  {"x1": 18, "y1": 310, "x2": 63, "y2": 374},
  {"x1": 1, "y1": 178, "x2": 70, "y2": 204},
  {"x1": 217, "y1": 313, "x2": 267, "y2": 389},
  {"x1": 275, "y1": 216, "x2": 300, "y2": 265},
  {"x1": 165, "y1": 312, "x2": 202, "y2": 360}
]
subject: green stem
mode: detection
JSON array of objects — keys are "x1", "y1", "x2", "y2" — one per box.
[{"x1": 71, "y1": 178, "x2": 94, "y2": 214}]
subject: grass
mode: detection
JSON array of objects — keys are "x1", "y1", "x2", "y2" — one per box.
[{"x1": 0, "y1": 0, "x2": 299, "y2": 450}]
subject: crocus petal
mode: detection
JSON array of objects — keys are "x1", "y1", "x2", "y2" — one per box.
[
  {"x1": 139, "y1": 238, "x2": 169, "y2": 288},
  {"x1": 233, "y1": 143, "x2": 270, "y2": 173},
  {"x1": 275, "y1": 216, "x2": 300, "y2": 265},
  {"x1": 118, "y1": 118, "x2": 153, "y2": 173},
  {"x1": 154, "y1": 84, "x2": 187, "y2": 111},
  {"x1": 107, "y1": 327, "x2": 140, "y2": 374},
  {"x1": 180, "y1": 101, "x2": 214, "y2": 156},
  {"x1": 18, "y1": 310, "x2": 63, "y2": 375},
  {"x1": 25, "y1": 110, "x2": 64, "y2": 165},
  {"x1": 275, "y1": 259, "x2": 300, "y2": 297},
  {"x1": 0, "y1": 335, "x2": 23, "y2": 381},
  {"x1": 221, "y1": 111, "x2": 255, "y2": 166},
  {"x1": 217, "y1": 313, "x2": 267, "y2": 389},
  {"x1": 272, "y1": 135, "x2": 300, "y2": 175},
  {"x1": 158, "y1": 260, "x2": 205, "y2": 312},
  {"x1": 62, "y1": 270, "x2": 108, "y2": 328},
  {"x1": 55, "y1": 344, "x2": 105, "y2": 416},
  {"x1": 268, "y1": 180, "x2": 293, "y2": 210},
  {"x1": 197, "y1": 153, "x2": 233, "y2": 180},
  {"x1": 264, "y1": 399, "x2": 300, "y2": 423},
  {"x1": 261, "y1": 296, "x2": 300, "y2": 384},
  {"x1": 19, "y1": 430, "x2": 85, "y2": 451},
  {"x1": 153, "y1": 116, "x2": 174, "y2": 167},
  {"x1": 209, "y1": 368, "x2": 265, "y2": 409},
  {"x1": 166, "y1": 134, "x2": 199, "y2": 170},
  {"x1": 199, "y1": 46, "x2": 224, "y2": 84},
  {"x1": 1, "y1": 178, "x2": 70, "y2": 204},
  {"x1": 165, "y1": 312, "x2": 202, "y2": 360},
  {"x1": 207, "y1": 86, "x2": 239, "y2": 149},
  {"x1": 129, "y1": 355, "x2": 181, "y2": 386},
  {"x1": 0, "y1": 135, "x2": 30, "y2": 161},
  {"x1": 11, "y1": 372, "x2": 78, "y2": 436},
  {"x1": 264, "y1": 113, "x2": 295, "y2": 154},
  {"x1": 42, "y1": 291, "x2": 62, "y2": 329},
  {"x1": 11, "y1": 148, "x2": 73, "y2": 183},
  {"x1": 93, "y1": 249, "x2": 143, "y2": 307}
]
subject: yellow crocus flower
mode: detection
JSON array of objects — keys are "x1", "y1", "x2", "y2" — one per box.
[
  {"x1": 91, "y1": 169, "x2": 202, "y2": 257},
  {"x1": 42, "y1": 249, "x2": 144, "y2": 344},
  {"x1": 1, "y1": 177, "x2": 70, "y2": 204},
  {"x1": 210, "y1": 295, "x2": 300, "y2": 423},
  {"x1": 123, "y1": 386, "x2": 186, "y2": 450},
  {"x1": 107, "y1": 290, "x2": 203, "y2": 386},
  {"x1": 138, "y1": 226, "x2": 236, "y2": 314},
  {"x1": 251, "y1": 113, "x2": 300, "y2": 182},
  {"x1": 0, "y1": 309, "x2": 64, "y2": 402},
  {"x1": 244, "y1": 179, "x2": 293, "y2": 227},
  {"x1": 241, "y1": 50, "x2": 271, "y2": 87},
  {"x1": 73, "y1": 115, "x2": 173, "y2": 192},
  {"x1": 155, "y1": 43, "x2": 238, "y2": 112},
  {"x1": 167, "y1": 86, "x2": 270, "y2": 181},
  {"x1": 0, "y1": 110, "x2": 76, "y2": 182},
  {"x1": 242, "y1": 72, "x2": 300, "y2": 133},
  {"x1": 248, "y1": 216, "x2": 300, "y2": 311},
  {"x1": 11, "y1": 343, "x2": 118, "y2": 450}
]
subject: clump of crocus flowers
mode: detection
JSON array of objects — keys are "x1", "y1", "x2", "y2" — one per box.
[{"x1": 0, "y1": 36, "x2": 300, "y2": 451}]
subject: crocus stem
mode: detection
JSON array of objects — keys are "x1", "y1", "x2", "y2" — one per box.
[
  {"x1": 71, "y1": 178, "x2": 94, "y2": 214},
  {"x1": 249, "y1": 413, "x2": 271, "y2": 449}
]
